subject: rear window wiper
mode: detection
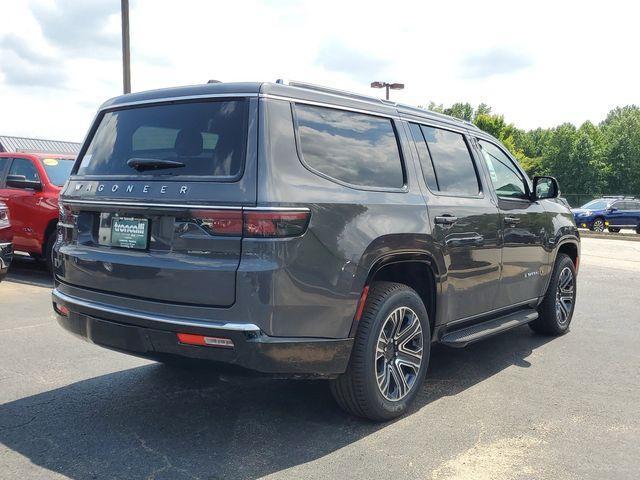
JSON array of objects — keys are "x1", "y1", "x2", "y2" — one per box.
[{"x1": 126, "y1": 158, "x2": 186, "y2": 171}]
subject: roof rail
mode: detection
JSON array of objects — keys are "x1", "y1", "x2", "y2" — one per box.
[{"x1": 275, "y1": 79, "x2": 389, "y2": 106}]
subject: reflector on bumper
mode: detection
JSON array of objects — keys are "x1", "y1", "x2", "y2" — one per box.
[{"x1": 177, "y1": 333, "x2": 234, "y2": 348}]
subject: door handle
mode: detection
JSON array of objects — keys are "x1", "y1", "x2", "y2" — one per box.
[
  {"x1": 504, "y1": 216, "x2": 521, "y2": 225},
  {"x1": 434, "y1": 215, "x2": 458, "y2": 225}
]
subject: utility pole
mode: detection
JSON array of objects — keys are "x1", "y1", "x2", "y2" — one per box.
[{"x1": 121, "y1": 0, "x2": 131, "y2": 94}]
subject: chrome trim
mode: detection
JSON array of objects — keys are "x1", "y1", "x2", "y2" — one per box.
[
  {"x1": 99, "y1": 93, "x2": 258, "y2": 111},
  {"x1": 60, "y1": 198, "x2": 310, "y2": 212},
  {"x1": 52, "y1": 288, "x2": 261, "y2": 332}
]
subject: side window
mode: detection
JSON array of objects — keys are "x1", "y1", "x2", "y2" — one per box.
[
  {"x1": 408, "y1": 123, "x2": 439, "y2": 191},
  {"x1": 478, "y1": 140, "x2": 527, "y2": 199},
  {"x1": 8, "y1": 158, "x2": 40, "y2": 182},
  {"x1": 294, "y1": 103, "x2": 404, "y2": 189},
  {"x1": 0, "y1": 157, "x2": 9, "y2": 182},
  {"x1": 421, "y1": 126, "x2": 480, "y2": 196}
]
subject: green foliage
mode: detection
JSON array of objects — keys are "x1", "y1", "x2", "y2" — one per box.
[{"x1": 426, "y1": 101, "x2": 640, "y2": 198}]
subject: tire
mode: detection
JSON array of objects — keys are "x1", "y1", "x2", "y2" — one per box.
[
  {"x1": 330, "y1": 282, "x2": 430, "y2": 421},
  {"x1": 608, "y1": 227, "x2": 620, "y2": 233},
  {"x1": 529, "y1": 253, "x2": 576, "y2": 336},
  {"x1": 636, "y1": 225, "x2": 640, "y2": 235},
  {"x1": 44, "y1": 233, "x2": 57, "y2": 273},
  {"x1": 591, "y1": 218, "x2": 605, "y2": 232}
]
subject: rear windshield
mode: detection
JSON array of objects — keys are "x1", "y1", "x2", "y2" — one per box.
[
  {"x1": 40, "y1": 158, "x2": 74, "y2": 186},
  {"x1": 77, "y1": 99, "x2": 247, "y2": 178}
]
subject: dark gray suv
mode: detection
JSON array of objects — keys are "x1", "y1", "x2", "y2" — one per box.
[{"x1": 53, "y1": 81, "x2": 579, "y2": 420}]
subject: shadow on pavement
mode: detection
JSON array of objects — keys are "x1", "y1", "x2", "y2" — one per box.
[
  {"x1": 0, "y1": 325, "x2": 553, "y2": 480},
  {"x1": 5, "y1": 257, "x2": 53, "y2": 288}
]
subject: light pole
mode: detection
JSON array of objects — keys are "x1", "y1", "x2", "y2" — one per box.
[
  {"x1": 121, "y1": 0, "x2": 131, "y2": 94},
  {"x1": 370, "y1": 81, "x2": 404, "y2": 100}
]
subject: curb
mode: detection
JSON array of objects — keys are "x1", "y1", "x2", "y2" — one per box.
[{"x1": 579, "y1": 229, "x2": 640, "y2": 242}]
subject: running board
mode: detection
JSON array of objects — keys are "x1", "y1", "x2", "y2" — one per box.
[{"x1": 439, "y1": 308, "x2": 539, "y2": 348}]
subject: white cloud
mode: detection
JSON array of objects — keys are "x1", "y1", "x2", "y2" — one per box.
[{"x1": 0, "y1": 0, "x2": 639, "y2": 141}]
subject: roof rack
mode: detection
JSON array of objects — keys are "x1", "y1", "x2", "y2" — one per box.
[
  {"x1": 274, "y1": 79, "x2": 480, "y2": 131},
  {"x1": 276, "y1": 79, "x2": 392, "y2": 106}
]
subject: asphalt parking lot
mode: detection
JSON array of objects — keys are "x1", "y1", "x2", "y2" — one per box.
[{"x1": 1, "y1": 237, "x2": 639, "y2": 480}]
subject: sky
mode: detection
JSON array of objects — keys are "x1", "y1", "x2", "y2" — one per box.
[{"x1": 0, "y1": 0, "x2": 638, "y2": 142}]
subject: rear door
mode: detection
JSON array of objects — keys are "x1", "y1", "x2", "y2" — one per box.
[
  {"x1": 409, "y1": 123, "x2": 501, "y2": 321},
  {"x1": 57, "y1": 96, "x2": 257, "y2": 307},
  {"x1": 475, "y1": 138, "x2": 549, "y2": 307}
]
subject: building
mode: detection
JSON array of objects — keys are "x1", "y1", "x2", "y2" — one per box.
[{"x1": 0, "y1": 135, "x2": 80, "y2": 155}]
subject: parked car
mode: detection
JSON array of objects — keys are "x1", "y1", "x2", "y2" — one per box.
[
  {"x1": 572, "y1": 196, "x2": 640, "y2": 233},
  {"x1": 52, "y1": 81, "x2": 580, "y2": 420},
  {"x1": 0, "y1": 201, "x2": 12, "y2": 282},
  {"x1": 0, "y1": 153, "x2": 74, "y2": 270}
]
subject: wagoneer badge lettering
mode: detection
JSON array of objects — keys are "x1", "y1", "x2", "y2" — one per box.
[{"x1": 70, "y1": 183, "x2": 190, "y2": 195}]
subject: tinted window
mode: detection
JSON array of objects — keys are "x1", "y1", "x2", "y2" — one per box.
[
  {"x1": 0, "y1": 157, "x2": 8, "y2": 180},
  {"x1": 478, "y1": 140, "x2": 527, "y2": 198},
  {"x1": 295, "y1": 104, "x2": 404, "y2": 188},
  {"x1": 77, "y1": 100, "x2": 247, "y2": 178},
  {"x1": 40, "y1": 158, "x2": 74, "y2": 186},
  {"x1": 9, "y1": 158, "x2": 40, "y2": 182},
  {"x1": 409, "y1": 123, "x2": 439, "y2": 191},
  {"x1": 421, "y1": 126, "x2": 479, "y2": 195}
]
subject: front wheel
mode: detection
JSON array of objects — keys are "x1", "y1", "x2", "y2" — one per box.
[
  {"x1": 330, "y1": 282, "x2": 430, "y2": 421},
  {"x1": 591, "y1": 218, "x2": 605, "y2": 232},
  {"x1": 530, "y1": 253, "x2": 576, "y2": 336}
]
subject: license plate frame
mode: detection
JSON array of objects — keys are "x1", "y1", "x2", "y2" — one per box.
[{"x1": 108, "y1": 215, "x2": 150, "y2": 250}]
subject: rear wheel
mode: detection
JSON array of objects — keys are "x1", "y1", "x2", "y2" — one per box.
[
  {"x1": 530, "y1": 253, "x2": 576, "y2": 336},
  {"x1": 591, "y1": 218, "x2": 605, "y2": 232},
  {"x1": 608, "y1": 227, "x2": 620, "y2": 233},
  {"x1": 330, "y1": 282, "x2": 430, "y2": 421}
]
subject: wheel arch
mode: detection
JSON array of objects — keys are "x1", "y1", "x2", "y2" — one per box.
[{"x1": 349, "y1": 251, "x2": 442, "y2": 338}]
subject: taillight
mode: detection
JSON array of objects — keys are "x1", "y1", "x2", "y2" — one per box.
[
  {"x1": 243, "y1": 210, "x2": 310, "y2": 238},
  {"x1": 189, "y1": 208, "x2": 310, "y2": 238},
  {"x1": 58, "y1": 202, "x2": 77, "y2": 228},
  {"x1": 191, "y1": 209, "x2": 243, "y2": 236}
]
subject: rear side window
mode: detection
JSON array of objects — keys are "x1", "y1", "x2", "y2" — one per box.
[
  {"x1": 418, "y1": 126, "x2": 480, "y2": 196},
  {"x1": 77, "y1": 99, "x2": 247, "y2": 178},
  {"x1": 294, "y1": 104, "x2": 404, "y2": 189}
]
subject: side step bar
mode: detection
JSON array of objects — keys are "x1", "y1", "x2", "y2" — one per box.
[{"x1": 439, "y1": 308, "x2": 539, "y2": 348}]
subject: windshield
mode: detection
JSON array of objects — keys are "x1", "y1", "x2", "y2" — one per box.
[
  {"x1": 40, "y1": 158, "x2": 74, "y2": 186},
  {"x1": 580, "y1": 199, "x2": 610, "y2": 210},
  {"x1": 77, "y1": 99, "x2": 248, "y2": 178}
]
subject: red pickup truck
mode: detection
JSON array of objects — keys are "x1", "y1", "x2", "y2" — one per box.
[{"x1": 0, "y1": 153, "x2": 74, "y2": 270}]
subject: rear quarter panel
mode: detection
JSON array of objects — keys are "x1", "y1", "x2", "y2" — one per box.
[{"x1": 248, "y1": 98, "x2": 434, "y2": 338}]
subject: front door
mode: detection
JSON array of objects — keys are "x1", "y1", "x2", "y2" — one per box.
[
  {"x1": 476, "y1": 139, "x2": 549, "y2": 307},
  {"x1": 0, "y1": 158, "x2": 43, "y2": 252},
  {"x1": 408, "y1": 123, "x2": 502, "y2": 322}
]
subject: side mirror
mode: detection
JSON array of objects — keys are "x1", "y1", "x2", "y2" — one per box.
[
  {"x1": 6, "y1": 174, "x2": 43, "y2": 191},
  {"x1": 607, "y1": 207, "x2": 618, "y2": 213},
  {"x1": 532, "y1": 176, "x2": 559, "y2": 201}
]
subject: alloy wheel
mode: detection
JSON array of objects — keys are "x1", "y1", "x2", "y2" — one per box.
[
  {"x1": 593, "y1": 219, "x2": 605, "y2": 232},
  {"x1": 375, "y1": 306, "x2": 424, "y2": 401},
  {"x1": 555, "y1": 266, "x2": 575, "y2": 326}
]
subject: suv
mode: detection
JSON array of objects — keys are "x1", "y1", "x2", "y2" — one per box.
[
  {"x1": 52, "y1": 81, "x2": 580, "y2": 420},
  {"x1": 0, "y1": 201, "x2": 12, "y2": 282},
  {"x1": 572, "y1": 197, "x2": 640, "y2": 233},
  {"x1": 0, "y1": 153, "x2": 75, "y2": 269}
]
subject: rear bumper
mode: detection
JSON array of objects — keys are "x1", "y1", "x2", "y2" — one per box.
[{"x1": 52, "y1": 288, "x2": 353, "y2": 377}]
